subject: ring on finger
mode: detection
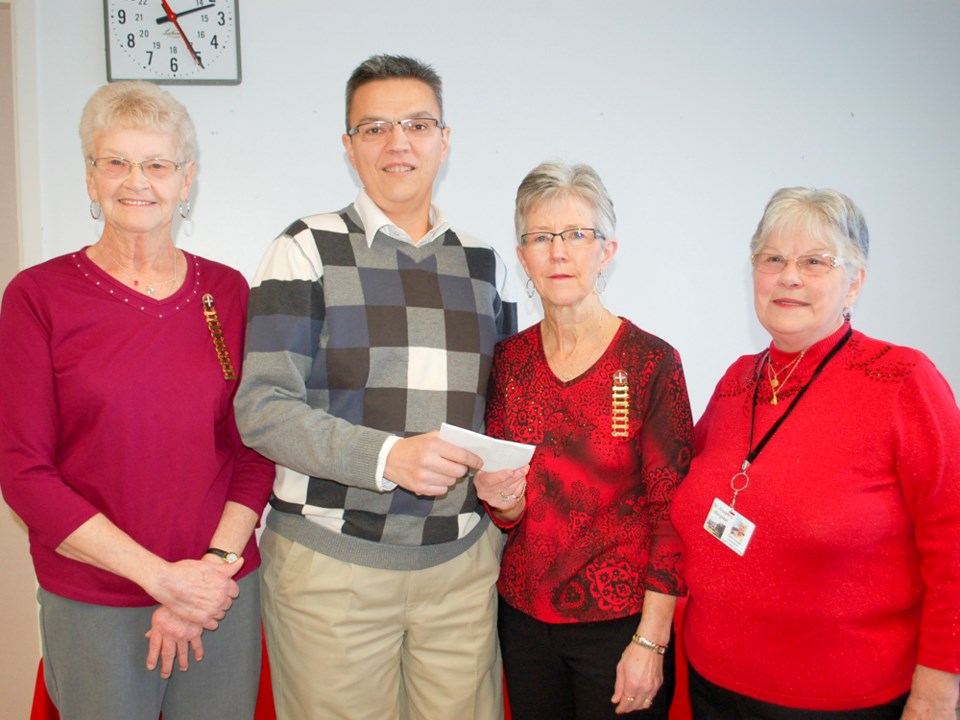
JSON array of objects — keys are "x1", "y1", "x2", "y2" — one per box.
[
  {"x1": 624, "y1": 696, "x2": 636, "y2": 702},
  {"x1": 644, "y1": 698, "x2": 653, "y2": 706}
]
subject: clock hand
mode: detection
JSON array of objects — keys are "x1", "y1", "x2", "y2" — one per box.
[
  {"x1": 159, "y1": 0, "x2": 205, "y2": 68},
  {"x1": 155, "y1": 2, "x2": 217, "y2": 25}
]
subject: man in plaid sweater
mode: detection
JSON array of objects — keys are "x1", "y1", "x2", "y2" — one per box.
[{"x1": 234, "y1": 55, "x2": 516, "y2": 720}]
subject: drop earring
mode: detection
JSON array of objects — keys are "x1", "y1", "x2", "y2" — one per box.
[{"x1": 595, "y1": 271, "x2": 607, "y2": 295}]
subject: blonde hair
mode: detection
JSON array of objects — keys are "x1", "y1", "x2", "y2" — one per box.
[
  {"x1": 515, "y1": 161, "x2": 616, "y2": 242},
  {"x1": 751, "y1": 187, "x2": 869, "y2": 277},
  {"x1": 79, "y1": 81, "x2": 198, "y2": 161}
]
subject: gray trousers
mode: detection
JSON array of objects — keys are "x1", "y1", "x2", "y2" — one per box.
[{"x1": 39, "y1": 570, "x2": 261, "y2": 720}]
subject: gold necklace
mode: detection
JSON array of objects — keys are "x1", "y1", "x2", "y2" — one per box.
[
  {"x1": 766, "y1": 349, "x2": 806, "y2": 406},
  {"x1": 100, "y1": 244, "x2": 179, "y2": 297}
]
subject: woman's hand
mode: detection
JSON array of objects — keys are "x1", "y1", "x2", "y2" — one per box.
[
  {"x1": 902, "y1": 665, "x2": 960, "y2": 720},
  {"x1": 145, "y1": 606, "x2": 204, "y2": 678},
  {"x1": 612, "y1": 641, "x2": 664, "y2": 714},
  {"x1": 55, "y1": 513, "x2": 241, "y2": 629},
  {"x1": 611, "y1": 591, "x2": 676, "y2": 714},
  {"x1": 146, "y1": 557, "x2": 243, "y2": 630},
  {"x1": 475, "y1": 467, "x2": 529, "y2": 521}
]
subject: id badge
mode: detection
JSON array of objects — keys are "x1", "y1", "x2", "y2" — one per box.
[{"x1": 703, "y1": 498, "x2": 755, "y2": 556}]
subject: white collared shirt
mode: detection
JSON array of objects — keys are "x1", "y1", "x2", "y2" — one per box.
[{"x1": 353, "y1": 189, "x2": 451, "y2": 248}]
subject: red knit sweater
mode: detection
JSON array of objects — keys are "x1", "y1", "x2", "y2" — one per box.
[
  {"x1": 486, "y1": 320, "x2": 693, "y2": 623},
  {"x1": 672, "y1": 324, "x2": 960, "y2": 709}
]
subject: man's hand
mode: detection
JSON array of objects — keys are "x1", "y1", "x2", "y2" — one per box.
[{"x1": 384, "y1": 431, "x2": 483, "y2": 496}]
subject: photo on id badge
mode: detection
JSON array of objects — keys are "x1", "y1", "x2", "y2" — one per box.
[{"x1": 704, "y1": 498, "x2": 755, "y2": 556}]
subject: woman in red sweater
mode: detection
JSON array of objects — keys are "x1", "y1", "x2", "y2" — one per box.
[
  {"x1": 475, "y1": 162, "x2": 694, "y2": 718},
  {"x1": 671, "y1": 187, "x2": 960, "y2": 719},
  {"x1": 0, "y1": 82, "x2": 274, "y2": 719}
]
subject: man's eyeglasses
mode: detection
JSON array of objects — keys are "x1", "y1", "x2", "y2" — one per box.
[
  {"x1": 89, "y1": 156, "x2": 184, "y2": 181},
  {"x1": 751, "y1": 252, "x2": 843, "y2": 276},
  {"x1": 519, "y1": 228, "x2": 604, "y2": 250},
  {"x1": 346, "y1": 117, "x2": 445, "y2": 143}
]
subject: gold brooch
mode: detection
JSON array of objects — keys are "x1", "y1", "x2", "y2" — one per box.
[
  {"x1": 611, "y1": 369, "x2": 629, "y2": 437},
  {"x1": 202, "y1": 293, "x2": 238, "y2": 381}
]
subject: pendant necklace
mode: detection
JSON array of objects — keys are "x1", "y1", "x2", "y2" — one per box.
[
  {"x1": 766, "y1": 349, "x2": 806, "y2": 405},
  {"x1": 739, "y1": 328, "x2": 851, "y2": 506},
  {"x1": 100, "y1": 244, "x2": 179, "y2": 297}
]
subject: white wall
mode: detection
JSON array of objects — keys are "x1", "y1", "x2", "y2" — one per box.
[{"x1": 12, "y1": 0, "x2": 960, "y2": 418}]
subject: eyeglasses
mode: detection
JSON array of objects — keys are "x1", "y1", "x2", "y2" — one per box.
[
  {"x1": 346, "y1": 117, "x2": 445, "y2": 142},
  {"x1": 519, "y1": 228, "x2": 604, "y2": 250},
  {"x1": 89, "y1": 156, "x2": 184, "y2": 181},
  {"x1": 751, "y1": 252, "x2": 843, "y2": 276}
]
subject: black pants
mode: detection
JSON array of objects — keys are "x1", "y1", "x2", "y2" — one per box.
[
  {"x1": 688, "y1": 663, "x2": 908, "y2": 720},
  {"x1": 499, "y1": 597, "x2": 675, "y2": 720}
]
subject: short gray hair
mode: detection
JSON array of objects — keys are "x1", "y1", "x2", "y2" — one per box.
[
  {"x1": 345, "y1": 55, "x2": 443, "y2": 130},
  {"x1": 751, "y1": 187, "x2": 869, "y2": 277},
  {"x1": 515, "y1": 162, "x2": 616, "y2": 243},
  {"x1": 79, "y1": 81, "x2": 198, "y2": 162}
]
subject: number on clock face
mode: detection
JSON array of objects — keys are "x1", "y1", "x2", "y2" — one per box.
[{"x1": 104, "y1": 0, "x2": 241, "y2": 84}]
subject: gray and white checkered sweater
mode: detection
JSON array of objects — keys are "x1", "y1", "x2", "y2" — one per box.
[{"x1": 235, "y1": 197, "x2": 517, "y2": 571}]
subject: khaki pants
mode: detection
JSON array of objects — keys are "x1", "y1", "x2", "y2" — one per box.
[{"x1": 260, "y1": 523, "x2": 504, "y2": 720}]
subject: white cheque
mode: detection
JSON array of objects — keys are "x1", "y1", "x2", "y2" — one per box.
[{"x1": 439, "y1": 423, "x2": 536, "y2": 472}]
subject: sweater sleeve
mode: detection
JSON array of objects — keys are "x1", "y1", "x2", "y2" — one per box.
[
  {"x1": 640, "y1": 345, "x2": 694, "y2": 596},
  {"x1": 220, "y1": 274, "x2": 275, "y2": 515},
  {"x1": 0, "y1": 274, "x2": 101, "y2": 550},
  {"x1": 893, "y1": 357, "x2": 960, "y2": 674},
  {"x1": 233, "y1": 224, "x2": 394, "y2": 492}
]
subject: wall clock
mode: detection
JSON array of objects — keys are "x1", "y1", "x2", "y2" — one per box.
[{"x1": 103, "y1": 0, "x2": 241, "y2": 85}]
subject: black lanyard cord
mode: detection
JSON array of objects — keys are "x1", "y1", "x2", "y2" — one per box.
[{"x1": 745, "y1": 326, "x2": 853, "y2": 468}]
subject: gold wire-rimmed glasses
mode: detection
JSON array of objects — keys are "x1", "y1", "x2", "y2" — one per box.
[
  {"x1": 89, "y1": 156, "x2": 184, "y2": 181},
  {"x1": 751, "y1": 252, "x2": 843, "y2": 276}
]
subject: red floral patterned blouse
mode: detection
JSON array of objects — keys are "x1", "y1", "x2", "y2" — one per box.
[{"x1": 486, "y1": 319, "x2": 694, "y2": 623}]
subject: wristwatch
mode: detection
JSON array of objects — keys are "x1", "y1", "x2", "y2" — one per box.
[{"x1": 205, "y1": 547, "x2": 239, "y2": 563}]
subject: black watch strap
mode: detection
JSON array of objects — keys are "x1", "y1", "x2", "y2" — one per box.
[{"x1": 204, "y1": 547, "x2": 239, "y2": 563}]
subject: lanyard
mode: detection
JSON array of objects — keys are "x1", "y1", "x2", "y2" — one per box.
[{"x1": 728, "y1": 326, "x2": 852, "y2": 508}]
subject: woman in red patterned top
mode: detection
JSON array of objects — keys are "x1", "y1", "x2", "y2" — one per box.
[{"x1": 475, "y1": 162, "x2": 694, "y2": 718}]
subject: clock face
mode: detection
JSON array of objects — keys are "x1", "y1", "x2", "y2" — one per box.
[{"x1": 104, "y1": 0, "x2": 241, "y2": 85}]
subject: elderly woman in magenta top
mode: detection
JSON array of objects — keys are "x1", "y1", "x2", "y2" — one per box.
[
  {"x1": 671, "y1": 188, "x2": 960, "y2": 720},
  {"x1": 0, "y1": 82, "x2": 273, "y2": 719},
  {"x1": 475, "y1": 161, "x2": 694, "y2": 719}
]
